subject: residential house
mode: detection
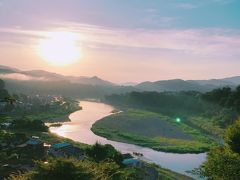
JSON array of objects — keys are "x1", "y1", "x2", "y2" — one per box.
[
  {"x1": 21, "y1": 137, "x2": 44, "y2": 155},
  {"x1": 122, "y1": 158, "x2": 142, "y2": 168},
  {"x1": 48, "y1": 142, "x2": 84, "y2": 160}
]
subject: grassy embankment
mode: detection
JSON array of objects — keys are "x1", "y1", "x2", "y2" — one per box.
[
  {"x1": 27, "y1": 102, "x2": 81, "y2": 123},
  {"x1": 92, "y1": 109, "x2": 218, "y2": 153}
]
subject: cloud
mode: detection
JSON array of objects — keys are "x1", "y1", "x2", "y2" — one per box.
[
  {"x1": 63, "y1": 23, "x2": 240, "y2": 57},
  {"x1": 1, "y1": 23, "x2": 240, "y2": 58},
  {"x1": 0, "y1": 73, "x2": 47, "y2": 81}
]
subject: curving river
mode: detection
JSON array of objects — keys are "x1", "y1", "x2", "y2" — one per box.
[{"x1": 49, "y1": 101, "x2": 206, "y2": 177}]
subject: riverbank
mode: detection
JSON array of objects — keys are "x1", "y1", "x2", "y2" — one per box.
[
  {"x1": 43, "y1": 103, "x2": 82, "y2": 123},
  {"x1": 49, "y1": 101, "x2": 206, "y2": 178},
  {"x1": 3, "y1": 126, "x2": 194, "y2": 179},
  {"x1": 91, "y1": 109, "x2": 215, "y2": 153},
  {"x1": 42, "y1": 132, "x2": 194, "y2": 179},
  {"x1": 45, "y1": 114, "x2": 71, "y2": 123}
]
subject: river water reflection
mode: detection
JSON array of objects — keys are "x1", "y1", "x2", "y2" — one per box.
[{"x1": 49, "y1": 101, "x2": 206, "y2": 177}]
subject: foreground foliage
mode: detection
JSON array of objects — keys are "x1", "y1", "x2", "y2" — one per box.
[
  {"x1": 8, "y1": 158, "x2": 140, "y2": 180},
  {"x1": 199, "y1": 119, "x2": 240, "y2": 179},
  {"x1": 86, "y1": 143, "x2": 123, "y2": 165},
  {"x1": 92, "y1": 109, "x2": 214, "y2": 153}
]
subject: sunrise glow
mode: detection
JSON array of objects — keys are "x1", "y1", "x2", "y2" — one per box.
[{"x1": 37, "y1": 31, "x2": 82, "y2": 66}]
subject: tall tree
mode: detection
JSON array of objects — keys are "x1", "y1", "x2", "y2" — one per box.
[
  {"x1": 200, "y1": 119, "x2": 240, "y2": 179},
  {"x1": 225, "y1": 119, "x2": 240, "y2": 154}
]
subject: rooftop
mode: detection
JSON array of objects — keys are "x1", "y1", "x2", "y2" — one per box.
[
  {"x1": 122, "y1": 158, "x2": 140, "y2": 165},
  {"x1": 26, "y1": 138, "x2": 42, "y2": 145},
  {"x1": 51, "y1": 142, "x2": 72, "y2": 149}
]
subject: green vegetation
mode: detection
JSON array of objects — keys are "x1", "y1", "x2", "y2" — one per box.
[
  {"x1": 224, "y1": 119, "x2": 240, "y2": 153},
  {"x1": 154, "y1": 165, "x2": 193, "y2": 180},
  {"x1": 1, "y1": 78, "x2": 193, "y2": 179},
  {"x1": 202, "y1": 86, "x2": 240, "y2": 127},
  {"x1": 8, "y1": 158, "x2": 139, "y2": 180},
  {"x1": 9, "y1": 96, "x2": 81, "y2": 123},
  {"x1": 86, "y1": 143, "x2": 123, "y2": 165},
  {"x1": 10, "y1": 117, "x2": 48, "y2": 132},
  {"x1": 105, "y1": 89, "x2": 240, "y2": 128},
  {"x1": 93, "y1": 87, "x2": 240, "y2": 153},
  {"x1": 92, "y1": 109, "x2": 214, "y2": 153},
  {"x1": 7, "y1": 152, "x2": 193, "y2": 180},
  {"x1": 199, "y1": 119, "x2": 240, "y2": 179},
  {"x1": 105, "y1": 91, "x2": 213, "y2": 117}
]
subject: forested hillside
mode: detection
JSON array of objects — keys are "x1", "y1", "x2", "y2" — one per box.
[
  {"x1": 92, "y1": 87, "x2": 240, "y2": 153},
  {"x1": 105, "y1": 87, "x2": 240, "y2": 128}
]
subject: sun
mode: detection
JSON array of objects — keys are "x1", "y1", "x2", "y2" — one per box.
[{"x1": 37, "y1": 31, "x2": 82, "y2": 66}]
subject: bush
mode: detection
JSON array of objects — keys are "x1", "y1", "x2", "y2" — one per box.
[
  {"x1": 200, "y1": 119, "x2": 240, "y2": 179},
  {"x1": 225, "y1": 119, "x2": 240, "y2": 154},
  {"x1": 11, "y1": 117, "x2": 48, "y2": 132},
  {"x1": 86, "y1": 143, "x2": 123, "y2": 165},
  {"x1": 8, "y1": 158, "x2": 136, "y2": 180}
]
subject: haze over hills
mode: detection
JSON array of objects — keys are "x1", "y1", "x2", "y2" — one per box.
[
  {"x1": 136, "y1": 78, "x2": 237, "y2": 92},
  {"x1": 0, "y1": 66, "x2": 114, "y2": 86},
  {"x1": 0, "y1": 65, "x2": 239, "y2": 97}
]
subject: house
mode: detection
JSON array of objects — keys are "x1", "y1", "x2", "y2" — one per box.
[
  {"x1": 26, "y1": 137, "x2": 43, "y2": 149},
  {"x1": 122, "y1": 158, "x2": 142, "y2": 168},
  {"x1": 48, "y1": 142, "x2": 84, "y2": 160},
  {"x1": 22, "y1": 137, "x2": 44, "y2": 155},
  {"x1": 15, "y1": 137, "x2": 44, "y2": 157}
]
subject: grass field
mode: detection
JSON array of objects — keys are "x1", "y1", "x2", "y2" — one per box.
[{"x1": 92, "y1": 109, "x2": 217, "y2": 153}]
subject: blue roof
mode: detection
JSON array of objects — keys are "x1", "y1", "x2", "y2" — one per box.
[
  {"x1": 52, "y1": 142, "x2": 71, "y2": 149},
  {"x1": 122, "y1": 158, "x2": 139, "y2": 165},
  {"x1": 26, "y1": 138, "x2": 42, "y2": 145}
]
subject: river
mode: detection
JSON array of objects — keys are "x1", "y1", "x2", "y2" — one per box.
[{"x1": 49, "y1": 101, "x2": 206, "y2": 177}]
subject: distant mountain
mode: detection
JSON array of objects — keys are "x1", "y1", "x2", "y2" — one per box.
[
  {"x1": 67, "y1": 76, "x2": 115, "y2": 86},
  {"x1": 135, "y1": 79, "x2": 213, "y2": 92},
  {"x1": 222, "y1": 76, "x2": 240, "y2": 85},
  {"x1": 0, "y1": 66, "x2": 114, "y2": 86},
  {"x1": 22, "y1": 70, "x2": 65, "y2": 80},
  {"x1": 135, "y1": 77, "x2": 239, "y2": 92},
  {"x1": 1, "y1": 65, "x2": 240, "y2": 97},
  {"x1": 120, "y1": 82, "x2": 138, "y2": 86},
  {"x1": 0, "y1": 65, "x2": 20, "y2": 74},
  {"x1": 190, "y1": 79, "x2": 235, "y2": 87}
]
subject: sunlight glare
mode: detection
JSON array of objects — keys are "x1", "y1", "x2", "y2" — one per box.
[{"x1": 37, "y1": 31, "x2": 82, "y2": 66}]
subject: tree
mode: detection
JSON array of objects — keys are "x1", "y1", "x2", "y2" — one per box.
[
  {"x1": 9, "y1": 158, "x2": 94, "y2": 180},
  {"x1": 11, "y1": 117, "x2": 48, "y2": 132},
  {"x1": 200, "y1": 119, "x2": 240, "y2": 179},
  {"x1": 8, "y1": 158, "x2": 135, "y2": 180},
  {"x1": 200, "y1": 147, "x2": 240, "y2": 179},
  {"x1": 225, "y1": 119, "x2": 240, "y2": 154},
  {"x1": 86, "y1": 143, "x2": 123, "y2": 165}
]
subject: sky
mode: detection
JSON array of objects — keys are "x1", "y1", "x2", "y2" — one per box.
[{"x1": 0, "y1": 0, "x2": 239, "y2": 83}]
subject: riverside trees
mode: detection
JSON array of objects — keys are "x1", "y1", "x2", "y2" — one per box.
[{"x1": 200, "y1": 119, "x2": 240, "y2": 179}]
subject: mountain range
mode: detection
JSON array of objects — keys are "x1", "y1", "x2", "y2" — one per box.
[
  {"x1": 0, "y1": 66, "x2": 114, "y2": 86},
  {"x1": 0, "y1": 65, "x2": 239, "y2": 97}
]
